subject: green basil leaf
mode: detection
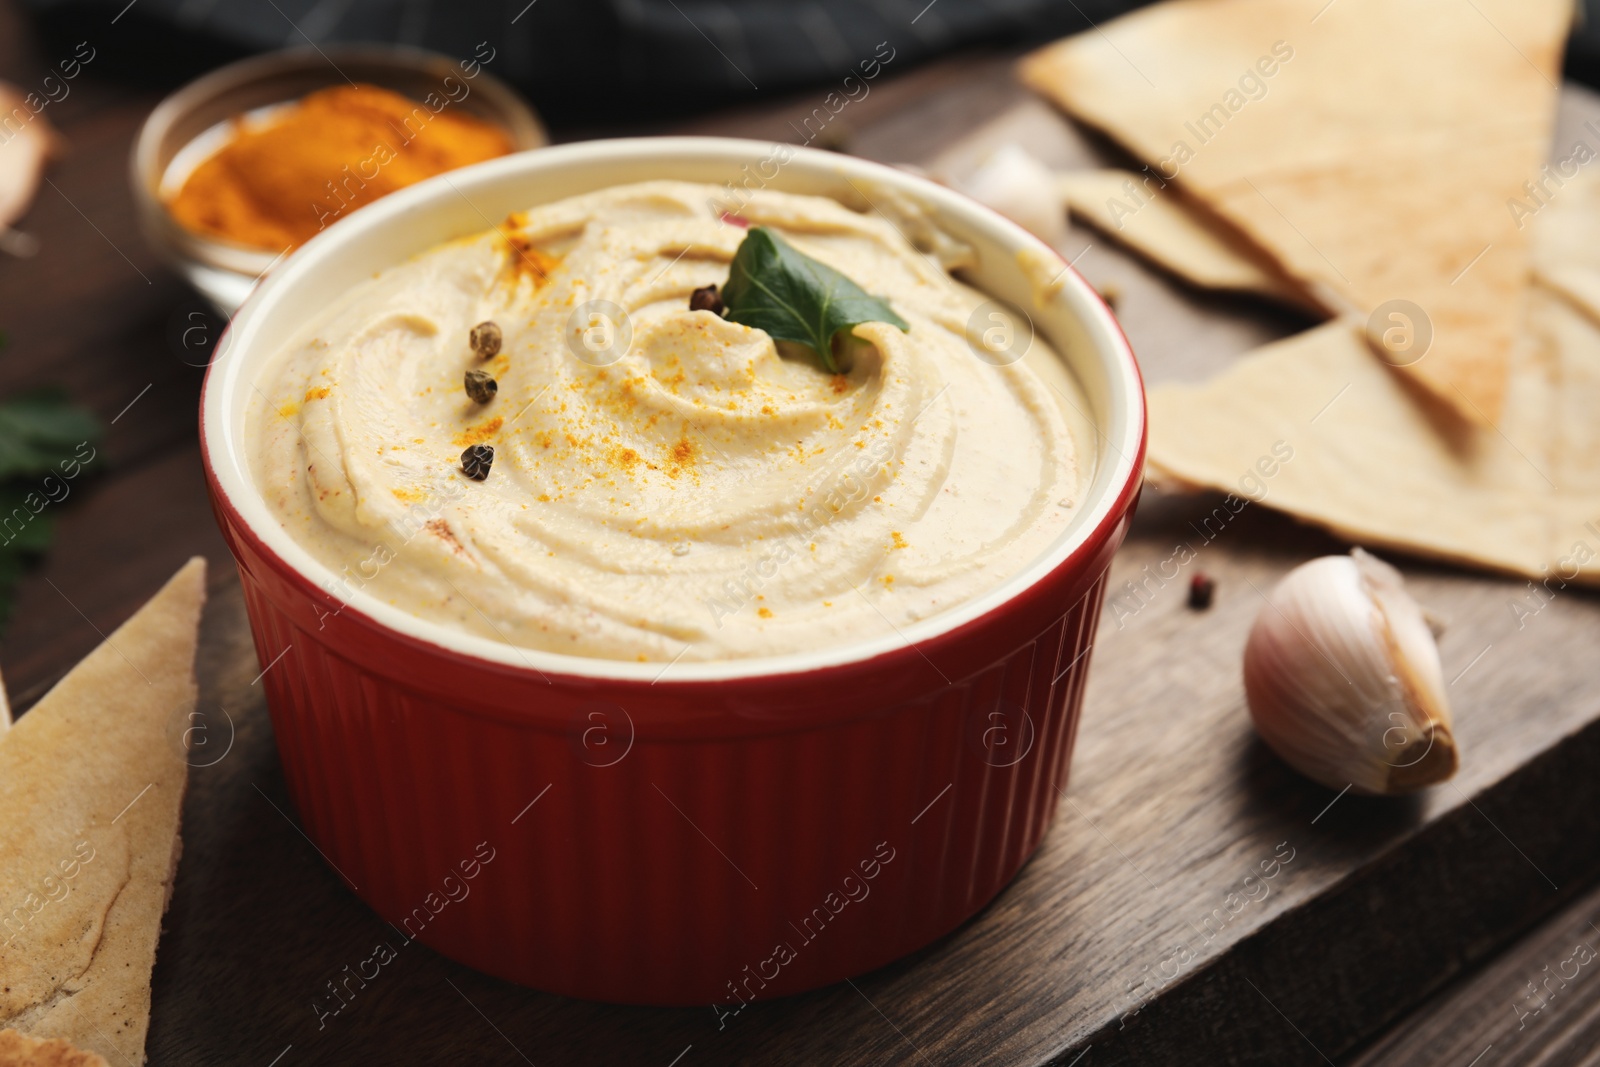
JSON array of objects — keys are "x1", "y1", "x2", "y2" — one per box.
[{"x1": 721, "y1": 227, "x2": 909, "y2": 373}]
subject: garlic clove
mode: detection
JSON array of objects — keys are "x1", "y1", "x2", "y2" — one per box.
[
  {"x1": 948, "y1": 144, "x2": 1067, "y2": 247},
  {"x1": 1243, "y1": 549, "x2": 1458, "y2": 795}
]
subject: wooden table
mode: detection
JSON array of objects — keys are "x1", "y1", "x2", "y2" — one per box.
[{"x1": 6, "y1": 4, "x2": 1600, "y2": 1064}]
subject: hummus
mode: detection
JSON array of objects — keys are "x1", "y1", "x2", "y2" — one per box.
[{"x1": 251, "y1": 181, "x2": 1093, "y2": 661}]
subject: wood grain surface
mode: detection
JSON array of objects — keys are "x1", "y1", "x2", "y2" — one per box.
[
  {"x1": 3, "y1": 5, "x2": 1600, "y2": 1064},
  {"x1": 1352, "y1": 849, "x2": 1600, "y2": 1066}
]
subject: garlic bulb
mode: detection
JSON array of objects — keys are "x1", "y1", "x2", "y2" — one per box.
[
  {"x1": 1243, "y1": 549, "x2": 1458, "y2": 795},
  {"x1": 950, "y1": 144, "x2": 1066, "y2": 247}
]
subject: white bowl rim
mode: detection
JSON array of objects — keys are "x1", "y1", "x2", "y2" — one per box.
[{"x1": 201, "y1": 135, "x2": 1145, "y2": 684}]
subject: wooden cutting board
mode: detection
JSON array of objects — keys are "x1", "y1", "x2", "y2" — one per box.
[{"x1": 12, "y1": 47, "x2": 1598, "y2": 1067}]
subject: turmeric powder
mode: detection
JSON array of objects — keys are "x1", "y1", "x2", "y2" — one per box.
[{"x1": 167, "y1": 83, "x2": 514, "y2": 252}]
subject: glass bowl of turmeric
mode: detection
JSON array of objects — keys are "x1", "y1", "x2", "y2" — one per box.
[{"x1": 132, "y1": 45, "x2": 546, "y2": 314}]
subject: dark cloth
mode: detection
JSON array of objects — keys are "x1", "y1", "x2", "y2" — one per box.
[
  {"x1": 20, "y1": 0, "x2": 1600, "y2": 128},
  {"x1": 14, "y1": 0, "x2": 1146, "y2": 126}
]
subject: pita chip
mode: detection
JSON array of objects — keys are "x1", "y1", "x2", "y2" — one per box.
[
  {"x1": 0, "y1": 559, "x2": 206, "y2": 1066},
  {"x1": 1021, "y1": 0, "x2": 1571, "y2": 424},
  {"x1": 1057, "y1": 168, "x2": 1304, "y2": 303},
  {"x1": 1530, "y1": 160, "x2": 1600, "y2": 323},
  {"x1": 1147, "y1": 151, "x2": 1600, "y2": 584},
  {"x1": 0, "y1": 1029, "x2": 107, "y2": 1067},
  {"x1": 1145, "y1": 313, "x2": 1586, "y2": 580}
]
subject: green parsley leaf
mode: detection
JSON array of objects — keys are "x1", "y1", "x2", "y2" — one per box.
[
  {"x1": 0, "y1": 389, "x2": 103, "y2": 481},
  {"x1": 0, "y1": 484, "x2": 56, "y2": 553},
  {"x1": 0, "y1": 386, "x2": 103, "y2": 628},
  {"x1": 721, "y1": 227, "x2": 909, "y2": 373}
]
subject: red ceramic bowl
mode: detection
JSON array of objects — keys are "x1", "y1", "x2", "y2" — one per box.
[{"x1": 200, "y1": 138, "x2": 1145, "y2": 1005}]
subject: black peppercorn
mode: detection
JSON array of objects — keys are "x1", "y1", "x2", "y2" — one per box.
[
  {"x1": 461, "y1": 444, "x2": 494, "y2": 481},
  {"x1": 469, "y1": 320, "x2": 502, "y2": 360},
  {"x1": 689, "y1": 284, "x2": 725, "y2": 315},
  {"x1": 464, "y1": 368, "x2": 498, "y2": 404}
]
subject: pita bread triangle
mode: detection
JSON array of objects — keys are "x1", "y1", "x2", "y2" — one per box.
[
  {"x1": 0, "y1": 559, "x2": 206, "y2": 1067},
  {"x1": 1020, "y1": 0, "x2": 1571, "y2": 425},
  {"x1": 1142, "y1": 159, "x2": 1600, "y2": 584},
  {"x1": 1057, "y1": 168, "x2": 1306, "y2": 303},
  {"x1": 0, "y1": 1029, "x2": 107, "y2": 1067}
]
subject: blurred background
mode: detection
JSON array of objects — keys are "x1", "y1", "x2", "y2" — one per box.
[
  {"x1": 8, "y1": 3, "x2": 1600, "y2": 1065},
  {"x1": 20, "y1": 0, "x2": 1600, "y2": 129}
]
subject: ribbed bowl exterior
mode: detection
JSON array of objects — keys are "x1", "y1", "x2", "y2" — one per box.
[
  {"x1": 216, "y1": 499, "x2": 1130, "y2": 1005},
  {"x1": 196, "y1": 137, "x2": 1147, "y2": 1007}
]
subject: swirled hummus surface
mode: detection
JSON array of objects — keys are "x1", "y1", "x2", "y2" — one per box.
[{"x1": 251, "y1": 181, "x2": 1093, "y2": 661}]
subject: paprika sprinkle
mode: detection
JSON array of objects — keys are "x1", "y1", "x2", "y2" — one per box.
[{"x1": 166, "y1": 84, "x2": 514, "y2": 252}]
